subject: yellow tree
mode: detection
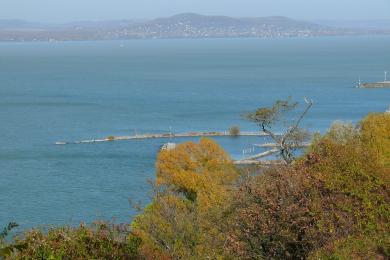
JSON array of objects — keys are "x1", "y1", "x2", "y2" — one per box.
[
  {"x1": 360, "y1": 113, "x2": 390, "y2": 167},
  {"x1": 134, "y1": 138, "x2": 240, "y2": 259},
  {"x1": 156, "y1": 138, "x2": 238, "y2": 211}
]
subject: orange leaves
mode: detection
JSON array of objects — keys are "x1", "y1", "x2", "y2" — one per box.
[
  {"x1": 156, "y1": 138, "x2": 239, "y2": 208},
  {"x1": 133, "y1": 139, "x2": 240, "y2": 258}
]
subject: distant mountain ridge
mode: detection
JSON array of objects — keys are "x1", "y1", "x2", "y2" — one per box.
[
  {"x1": 315, "y1": 19, "x2": 390, "y2": 30},
  {"x1": 0, "y1": 13, "x2": 388, "y2": 41},
  {"x1": 148, "y1": 13, "x2": 323, "y2": 29},
  {"x1": 155, "y1": 13, "x2": 321, "y2": 28},
  {"x1": 0, "y1": 19, "x2": 46, "y2": 30},
  {"x1": 126, "y1": 13, "x2": 328, "y2": 39}
]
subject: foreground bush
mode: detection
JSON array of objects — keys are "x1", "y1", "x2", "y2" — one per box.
[
  {"x1": 229, "y1": 126, "x2": 240, "y2": 136},
  {"x1": 225, "y1": 166, "x2": 321, "y2": 259},
  {"x1": 3, "y1": 222, "x2": 141, "y2": 259},
  {"x1": 225, "y1": 114, "x2": 390, "y2": 259}
]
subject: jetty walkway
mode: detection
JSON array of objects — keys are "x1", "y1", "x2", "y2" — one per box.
[
  {"x1": 55, "y1": 131, "x2": 275, "y2": 145},
  {"x1": 254, "y1": 142, "x2": 311, "y2": 148}
]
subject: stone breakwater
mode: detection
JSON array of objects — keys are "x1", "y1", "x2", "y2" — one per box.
[
  {"x1": 55, "y1": 131, "x2": 276, "y2": 145},
  {"x1": 359, "y1": 81, "x2": 390, "y2": 88}
]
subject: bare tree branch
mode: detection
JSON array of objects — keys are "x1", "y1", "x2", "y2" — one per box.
[{"x1": 245, "y1": 97, "x2": 313, "y2": 164}]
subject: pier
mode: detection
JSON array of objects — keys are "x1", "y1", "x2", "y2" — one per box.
[
  {"x1": 358, "y1": 71, "x2": 390, "y2": 88},
  {"x1": 234, "y1": 148, "x2": 279, "y2": 165},
  {"x1": 359, "y1": 82, "x2": 390, "y2": 88},
  {"x1": 55, "y1": 131, "x2": 297, "y2": 165},
  {"x1": 235, "y1": 143, "x2": 312, "y2": 165},
  {"x1": 55, "y1": 131, "x2": 276, "y2": 145},
  {"x1": 234, "y1": 147, "x2": 295, "y2": 165},
  {"x1": 55, "y1": 131, "x2": 312, "y2": 165},
  {"x1": 254, "y1": 142, "x2": 311, "y2": 148}
]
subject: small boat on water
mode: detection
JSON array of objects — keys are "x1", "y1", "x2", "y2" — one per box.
[{"x1": 358, "y1": 71, "x2": 390, "y2": 88}]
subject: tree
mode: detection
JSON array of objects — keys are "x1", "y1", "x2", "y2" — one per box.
[
  {"x1": 246, "y1": 97, "x2": 313, "y2": 164},
  {"x1": 226, "y1": 117, "x2": 390, "y2": 259},
  {"x1": 133, "y1": 138, "x2": 240, "y2": 259},
  {"x1": 229, "y1": 126, "x2": 240, "y2": 136},
  {"x1": 156, "y1": 138, "x2": 239, "y2": 210},
  {"x1": 305, "y1": 119, "x2": 390, "y2": 259},
  {"x1": 360, "y1": 113, "x2": 390, "y2": 167}
]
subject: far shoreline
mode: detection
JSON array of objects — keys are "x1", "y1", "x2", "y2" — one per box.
[{"x1": 1, "y1": 34, "x2": 390, "y2": 44}]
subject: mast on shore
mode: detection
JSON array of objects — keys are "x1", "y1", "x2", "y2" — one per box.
[{"x1": 357, "y1": 76, "x2": 361, "y2": 88}]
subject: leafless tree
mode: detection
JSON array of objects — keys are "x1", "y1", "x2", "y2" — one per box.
[{"x1": 246, "y1": 97, "x2": 313, "y2": 164}]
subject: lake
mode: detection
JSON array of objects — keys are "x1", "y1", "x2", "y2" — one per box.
[{"x1": 0, "y1": 36, "x2": 389, "y2": 229}]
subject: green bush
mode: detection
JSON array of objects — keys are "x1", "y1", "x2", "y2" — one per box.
[
  {"x1": 5, "y1": 222, "x2": 141, "y2": 259},
  {"x1": 107, "y1": 136, "x2": 115, "y2": 141},
  {"x1": 229, "y1": 126, "x2": 240, "y2": 136}
]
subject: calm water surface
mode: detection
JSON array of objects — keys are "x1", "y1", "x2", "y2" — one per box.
[{"x1": 0, "y1": 37, "x2": 389, "y2": 229}]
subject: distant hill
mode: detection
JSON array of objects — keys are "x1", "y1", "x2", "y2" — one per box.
[
  {"x1": 60, "y1": 20, "x2": 138, "y2": 30},
  {"x1": 0, "y1": 13, "x2": 388, "y2": 42},
  {"x1": 148, "y1": 13, "x2": 322, "y2": 30},
  {"x1": 133, "y1": 13, "x2": 326, "y2": 38},
  {"x1": 0, "y1": 19, "x2": 46, "y2": 30},
  {"x1": 315, "y1": 19, "x2": 390, "y2": 30}
]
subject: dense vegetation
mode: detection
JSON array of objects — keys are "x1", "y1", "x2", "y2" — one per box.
[{"x1": 1, "y1": 113, "x2": 389, "y2": 259}]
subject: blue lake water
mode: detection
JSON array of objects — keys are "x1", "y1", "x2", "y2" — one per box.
[{"x1": 0, "y1": 36, "x2": 389, "y2": 229}]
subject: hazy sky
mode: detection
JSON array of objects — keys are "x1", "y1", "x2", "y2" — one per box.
[{"x1": 1, "y1": 0, "x2": 390, "y2": 22}]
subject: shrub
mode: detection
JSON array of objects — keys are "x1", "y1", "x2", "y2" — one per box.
[
  {"x1": 5, "y1": 222, "x2": 141, "y2": 259},
  {"x1": 107, "y1": 136, "x2": 115, "y2": 141},
  {"x1": 225, "y1": 166, "x2": 322, "y2": 259},
  {"x1": 225, "y1": 117, "x2": 390, "y2": 259},
  {"x1": 360, "y1": 113, "x2": 390, "y2": 167},
  {"x1": 310, "y1": 233, "x2": 390, "y2": 259},
  {"x1": 229, "y1": 126, "x2": 240, "y2": 136}
]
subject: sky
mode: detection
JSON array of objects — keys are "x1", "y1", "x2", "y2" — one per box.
[{"x1": 1, "y1": 0, "x2": 390, "y2": 23}]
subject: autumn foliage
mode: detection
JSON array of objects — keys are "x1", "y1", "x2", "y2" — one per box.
[
  {"x1": 131, "y1": 113, "x2": 389, "y2": 259},
  {"x1": 360, "y1": 113, "x2": 390, "y2": 167},
  {"x1": 1, "y1": 222, "x2": 141, "y2": 259},
  {"x1": 133, "y1": 138, "x2": 240, "y2": 259},
  {"x1": 156, "y1": 138, "x2": 239, "y2": 209},
  {"x1": 226, "y1": 114, "x2": 390, "y2": 259},
  {"x1": 2, "y1": 114, "x2": 390, "y2": 259}
]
